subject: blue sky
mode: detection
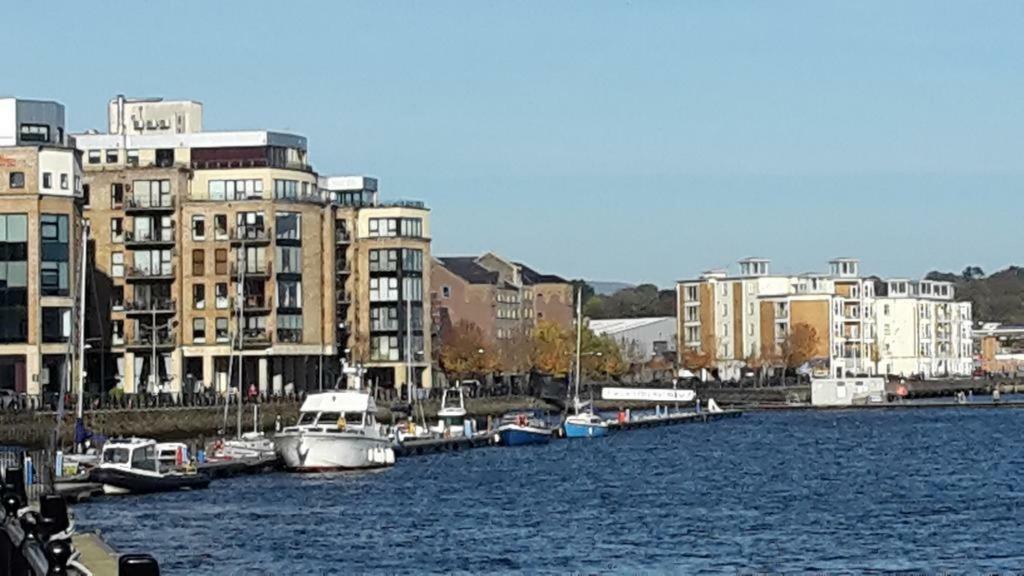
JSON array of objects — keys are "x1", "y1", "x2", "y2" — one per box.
[{"x1": 4, "y1": 2, "x2": 1022, "y2": 286}]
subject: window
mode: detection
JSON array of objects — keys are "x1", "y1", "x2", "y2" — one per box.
[
  {"x1": 215, "y1": 249, "x2": 227, "y2": 275},
  {"x1": 369, "y1": 277, "x2": 398, "y2": 301},
  {"x1": 19, "y1": 124, "x2": 49, "y2": 142},
  {"x1": 111, "y1": 320, "x2": 124, "y2": 346},
  {"x1": 132, "y1": 180, "x2": 171, "y2": 208},
  {"x1": 402, "y1": 249, "x2": 423, "y2": 272},
  {"x1": 7, "y1": 171, "x2": 25, "y2": 189},
  {"x1": 193, "y1": 284, "x2": 206, "y2": 309},
  {"x1": 371, "y1": 306, "x2": 399, "y2": 331},
  {"x1": 442, "y1": 285, "x2": 451, "y2": 299},
  {"x1": 111, "y1": 218, "x2": 123, "y2": 243},
  {"x1": 60, "y1": 174, "x2": 68, "y2": 190},
  {"x1": 214, "y1": 215, "x2": 227, "y2": 240},
  {"x1": 42, "y1": 308, "x2": 71, "y2": 343},
  {"x1": 275, "y1": 246, "x2": 301, "y2": 274},
  {"x1": 277, "y1": 314, "x2": 303, "y2": 343},
  {"x1": 105, "y1": 149, "x2": 118, "y2": 163},
  {"x1": 111, "y1": 252, "x2": 124, "y2": 277},
  {"x1": 400, "y1": 218, "x2": 423, "y2": 237},
  {"x1": 370, "y1": 335, "x2": 400, "y2": 361},
  {"x1": 276, "y1": 213, "x2": 301, "y2": 240},
  {"x1": 192, "y1": 215, "x2": 205, "y2": 240},
  {"x1": 42, "y1": 172, "x2": 52, "y2": 189},
  {"x1": 192, "y1": 250, "x2": 205, "y2": 276},
  {"x1": 82, "y1": 184, "x2": 90, "y2": 207},
  {"x1": 368, "y1": 218, "x2": 398, "y2": 238},
  {"x1": 403, "y1": 277, "x2": 423, "y2": 301},
  {"x1": 369, "y1": 249, "x2": 398, "y2": 272},
  {"x1": 235, "y1": 212, "x2": 265, "y2": 239},
  {"x1": 88, "y1": 150, "x2": 101, "y2": 164},
  {"x1": 273, "y1": 179, "x2": 299, "y2": 200},
  {"x1": 37, "y1": 214, "x2": 69, "y2": 296},
  {"x1": 215, "y1": 318, "x2": 229, "y2": 342},
  {"x1": 277, "y1": 279, "x2": 302, "y2": 309},
  {"x1": 209, "y1": 179, "x2": 263, "y2": 201},
  {"x1": 215, "y1": 283, "x2": 228, "y2": 309},
  {"x1": 126, "y1": 149, "x2": 139, "y2": 166},
  {"x1": 111, "y1": 286, "x2": 124, "y2": 310},
  {"x1": 192, "y1": 318, "x2": 206, "y2": 343},
  {"x1": 111, "y1": 183, "x2": 124, "y2": 208}
]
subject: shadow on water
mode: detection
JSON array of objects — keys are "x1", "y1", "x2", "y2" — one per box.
[{"x1": 74, "y1": 408, "x2": 1024, "y2": 575}]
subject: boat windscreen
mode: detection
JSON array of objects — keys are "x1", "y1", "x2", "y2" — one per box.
[
  {"x1": 317, "y1": 412, "x2": 342, "y2": 426},
  {"x1": 103, "y1": 448, "x2": 130, "y2": 464},
  {"x1": 297, "y1": 412, "x2": 317, "y2": 426},
  {"x1": 343, "y1": 412, "x2": 363, "y2": 425},
  {"x1": 130, "y1": 445, "x2": 158, "y2": 472}
]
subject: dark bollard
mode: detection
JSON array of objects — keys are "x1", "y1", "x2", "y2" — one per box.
[
  {"x1": 39, "y1": 495, "x2": 70, "y2": 539},
  {"x1": 44, "y1": 538, "x2": 72, "y2": 575},
  {"x1": 119, "y1": 553, "x2": 161, "y2": 576},
  {"x1": 3, "y1": 465, "x2": 26, "y2": 503}
]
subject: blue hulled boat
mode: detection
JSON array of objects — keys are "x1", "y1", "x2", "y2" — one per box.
[
  {"x1": 563, "y1": 412, "x2": 609, "y2": 438},
  {"x1": 497, "y1": 412, "x2": 553, "y2": 446}
]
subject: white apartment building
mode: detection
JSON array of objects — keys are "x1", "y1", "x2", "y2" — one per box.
[{"x1": 678, "y1": 257, "x2": 973, "y2": 379}]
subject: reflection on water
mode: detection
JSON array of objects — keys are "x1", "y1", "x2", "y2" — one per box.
[{"x1": 75, "y1": 408, "x2": 1024, "y2": 575}]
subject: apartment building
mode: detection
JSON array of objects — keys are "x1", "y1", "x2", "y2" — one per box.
[
  {"x1": 677, "y1": 257, "x2": 973, "y2": 379},
  {"x1": 0, "y1": 98, "x2": 84, "y2": 397},
  {"x1": 75, "y1": 97, "x2": 431, "y2": 396},
  {"x1": 431, "y1": 252, "x2": 573, "y2": 342}
]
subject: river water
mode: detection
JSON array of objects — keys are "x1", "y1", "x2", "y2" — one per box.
[{"x1": 73, "y1": 408, "x2": 1024, "y2": 574}]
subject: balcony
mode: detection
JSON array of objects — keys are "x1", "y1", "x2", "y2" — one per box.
[
  {"x1": 241, "y1": 329, "x2": 272, "y2": 348},
  {"x1": 125, "y1": 228, "x2": 175, "y2": 247},
  {"x1": 231, "y1": 261, "x2": 272, "y2": 278},
  {"x1": 126, "y1": 332, "x2": 177, "y2": 350},
  {"x1": 125, "y1": 265, "x2": 176, "y2": 282},
  {"x1": 277, "y1": 329, "x2": 303, "y2": 344},
  {"x1": 336, "y1": 261, "x2": 351, "y2": 276},
  {"x1": 336, "y1": 291, "x2": 352, "y2": 305},
  {"x1": 231, "y1": 226, "x2": 272, "y2": 245},
  {"x1": 124, "y1": 298, "x2": 177, "y2": 316},
  {"x1": 336, "y1": 229, "x2": 352, "y2": 244},
  {"x1": 232, "y1": 295, "x2": 272, "y2": 315},
  {"x1": 125, "y1": 197, "x2": 176, "y2": 213}
]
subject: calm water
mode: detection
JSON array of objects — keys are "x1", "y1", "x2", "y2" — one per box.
[{"x1": 74, "y1": 409, "x2": 1024, "y2": 574}]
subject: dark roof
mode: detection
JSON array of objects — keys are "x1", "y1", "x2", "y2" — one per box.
[
  {"x1": 438, "y1": 257, "x2": 499, "y2": 285},
  {"x1": 516, "y1": 262, "x2": 566, "y2": 285}
]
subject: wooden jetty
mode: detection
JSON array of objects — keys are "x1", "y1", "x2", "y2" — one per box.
[
  {"x1": 393, "y1": 433, "x2": 496, "y2": 458},
  {"x1": 608, "y1": 410, "x2": 743, "y2": 431}
]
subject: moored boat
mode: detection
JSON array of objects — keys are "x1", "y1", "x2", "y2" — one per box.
[
  {"x1": 429, "y1": 385, "x2": 469, "y2": 438},
  {"x1": 273, "y1": 390, "x2": 395, "y2": 471},
  {"x1": 563, "y1": 412, "x2": 609, "y2": 438},
  {"x1": 497, "y1": 411, "x2": 554, "y2": 446},
  {"x1": 90, "y1": 438, "x2": 211, "y2": 495}
]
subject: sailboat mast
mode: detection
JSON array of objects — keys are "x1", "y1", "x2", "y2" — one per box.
[
  {"x1": 236, "y1": 237, "x2": 246, "y2": 439},
  {"x1": 574, "y1": 286, "x2": 583, "y2": 401},
  {"x1": 76, "y1": 221, "x2": 89, "y2": 420}
]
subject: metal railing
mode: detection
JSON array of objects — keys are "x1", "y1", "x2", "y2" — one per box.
[
  {"x1": 125, "y1": 265, "x2": 175, "y2": 279},
  {"x1": 125, "y1": 197, "x2": 176, "y2": 211},
  {"x1": 124, "y1": 298, "x2": 176, "y2": 313},
  {"x1": 231, "y1": 226, "x2": 272, "y2": 243},
  {"x1": 125, "y1": 228, "x2": 175, "y2": 243}
]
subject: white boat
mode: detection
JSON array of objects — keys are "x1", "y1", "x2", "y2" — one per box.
[
  {"x1": 429, "y1": 385, "x2": 469, "y2": 438},
  {"x1": 274, "y1": 390, "x2": 395, "y2": 472},
  {"x1": 91, "y1": 438, "x2": 210, "y2": 495}
]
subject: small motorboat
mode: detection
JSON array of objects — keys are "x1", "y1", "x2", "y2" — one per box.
[
  {"x1": 90, "y1": 438, "x2": 211, "y2": 495},
  {"x1": 496, "y1": 411, "x2": 554, "y2": 446},
  {"x1": 429, "y1": 385, "x2": 469, "y2": 438}
]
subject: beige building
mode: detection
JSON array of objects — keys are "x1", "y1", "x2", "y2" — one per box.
[
  {"x1": 76, "y1": 97, "x2": 431, "y2": 397},
  {"x1": 678, "y1": 257, "x2": 973, "y2": 379},
  {"x1": 0, "y1": 98, "x2": 84, "y2": 399}
]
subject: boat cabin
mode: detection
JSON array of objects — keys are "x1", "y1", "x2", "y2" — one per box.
[
  {"x1": 102, "y1": 438, "x2": 159, "y2": 473},
  {"x1": 285, "y1": 391, "x2": 379, "y2": 433}
]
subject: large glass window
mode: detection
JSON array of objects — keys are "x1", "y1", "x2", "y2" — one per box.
[
  {"x1": 275, "y1": 213, "x2": 301, "y2": 240},
  {"x1": 277, "y1": 279, "x2": 302, "y2": 309},
  {"x1": 273, "y1": 180, "x2": 299, "y2": 200},
  {"x1": 401, "y1": 249, "x2": 423, "y2": 272},
  {"x1": 39, "y1": 214, "x2": 69, "y2": 296},
  {"x1": 369, "y1": 277, "x2": 398, "y2": 302},
  {"x1": 131, "y1": 180, "x2": 171, "y2": 208},
  {"x1": 0, "y1": 214, "x2": 28, "y2": 343},
  {"x1": 277, "y1": 314, "x2": 303, "y2": 343},
  {"x1": 369, "y1": 249, "x2": 398, "y2": 272},
  {"x1": 42, "y1": 308, "x2": 71, "y2": 343},
  {"x1": 275, "y1": 246, "x2": 301, "y2": 274},
  {"x1": 208, "y1": 179, "x2": 262, "y2": 201}
]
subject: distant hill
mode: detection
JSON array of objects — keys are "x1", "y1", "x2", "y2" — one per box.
[
  {"x1": 582, "y1": 284, "x2": 675, "y2": 320},
  {"x1": 925, "y1": 266, "x2": 1024, "y2": 323},
  {"x1": 588, "y1": 281, "x2": 635, "y2": 296}
]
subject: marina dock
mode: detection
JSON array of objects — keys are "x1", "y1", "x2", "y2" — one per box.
[
  {"x1": 608, "y1": 409, "x2": 743, "y2": 431},
  {"x1": 394, "y1": 433, "x2": 496, "y2": 457}
]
